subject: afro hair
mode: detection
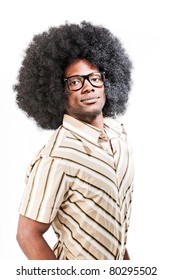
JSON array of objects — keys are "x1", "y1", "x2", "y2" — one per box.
[{"x1": 14, "y1": 21, "x2": 132, "y2": 130}]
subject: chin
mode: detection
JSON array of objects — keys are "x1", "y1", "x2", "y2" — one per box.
[
  {"x1": 77, "y1": 110, "x2": 103, "y2": 119},
  {"x1": 66, "y1": 103, "x2": 105, "y2": 119}
]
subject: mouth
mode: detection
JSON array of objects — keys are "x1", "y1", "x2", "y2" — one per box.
[{"x1": 80, "y1": 96, "x2": 100, "y2": 104}]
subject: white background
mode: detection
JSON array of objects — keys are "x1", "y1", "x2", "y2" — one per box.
[{"x1": 0, "y1": 0, "x2": 173, "y2": 276}]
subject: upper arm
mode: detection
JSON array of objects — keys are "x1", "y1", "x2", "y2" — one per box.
[
  {"x1": 20, "y1": 155, "x2": 67, "y2": 223},
  {"x1": 17, "y1": 214, "x2": 51, "y2": 239},
  {"x1": 16, "y1": 215, "x2": 56, "y2": 260}
]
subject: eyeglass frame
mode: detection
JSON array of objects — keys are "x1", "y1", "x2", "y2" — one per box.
[{"x1": 64, "y1": 72, "x2": 105, "y2": 91}]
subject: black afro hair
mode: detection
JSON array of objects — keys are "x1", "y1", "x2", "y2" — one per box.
[{"x1": 14, "y1": 21, "x2": 132, "y2": 130}]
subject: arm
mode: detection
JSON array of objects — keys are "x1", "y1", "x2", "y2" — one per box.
[
  {"x1": 16, "y1": 214, "x2": 56, "y2": 260},
  {"x1": 123, "y1": 248, "x2": 130, "y2": 260}
]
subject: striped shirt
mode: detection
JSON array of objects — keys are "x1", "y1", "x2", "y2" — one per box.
[{"x1": 19, "y1": 114, "x2": 134, "y2": 260}]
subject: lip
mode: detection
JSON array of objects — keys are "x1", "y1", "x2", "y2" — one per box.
[{"x1": 80, "y1": 96, "x2": 100, "y2": 103}]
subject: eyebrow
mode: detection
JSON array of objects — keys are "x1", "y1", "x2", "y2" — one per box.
[{"x1": 64, "y1": 72, "x2": 101, "y2": 79}]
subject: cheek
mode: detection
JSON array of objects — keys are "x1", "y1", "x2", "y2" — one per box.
[
  {"x1": 102, "y1": 91, "x2": 106, "y2": 104},
  {"x1": 67, "y1": 94, "x2": 79, "y2": 107}
]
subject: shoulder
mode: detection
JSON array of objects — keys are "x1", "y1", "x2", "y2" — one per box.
[
  {"x1": 40, "y1": 125, "x2": 68, "y2": 156},
  {"x1": 25, "y1": 126, "x2": 66, "y2": 183}
]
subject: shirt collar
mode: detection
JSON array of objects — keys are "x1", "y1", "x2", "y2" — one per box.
[
  {"x1": 104, "y1": 117, "x2": 125, "y2": 138},
  {"x1": 62, "y1": 114, "x2": 123, "y2": 145},
  {"x1": 63, "y1": 114, "x2": 102, "y2": 145}
]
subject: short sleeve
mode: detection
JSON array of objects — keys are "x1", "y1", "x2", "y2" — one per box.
[{"x1": 19, "y1": 154, "x2": 68, "y2": 223}]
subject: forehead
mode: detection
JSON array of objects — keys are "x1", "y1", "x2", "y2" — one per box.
[{"x1": 65, "y1": 59, "x2": 99, "y2": 77}]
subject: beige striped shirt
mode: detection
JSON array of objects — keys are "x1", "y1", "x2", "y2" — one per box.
[{"x1": 19, "y1": 114, "x2": 134, "y2": 260}]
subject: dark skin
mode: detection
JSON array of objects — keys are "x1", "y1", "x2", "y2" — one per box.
[
  {"x1": 16, "y1": 59, "x2": 130, "y2": 260},
  {"x1": 16, "y1": 215, "x2": 56, "y2": 260},
  {"x1": 64, "y1": 59, "x2": 106, "y2": 129}
]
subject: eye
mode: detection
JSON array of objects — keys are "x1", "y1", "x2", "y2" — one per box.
[
  {"x1": 70, "y1": 80, "x2": 80, "y2": 85},
  {"x1": 91, "y1": 77, "x2": 100, "y2": 82},
  {"x1": 68, "y1": 77, "x2": 82, "y2": 87},
  {"x1": 90, "y1": 74, "x2": 102, "y2": 83}
]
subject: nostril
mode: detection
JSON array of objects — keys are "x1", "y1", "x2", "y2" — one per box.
[{"x1": 83, "y1": 88, "x2": 95, "y2": 94}]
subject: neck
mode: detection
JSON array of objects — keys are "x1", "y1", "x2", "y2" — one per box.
[
  {"x1": 67, "y1": 112, "x2": 104, "y2": 129},
  {"x1": 86, "y1": 115, "x2": 104, "y2": 129}
]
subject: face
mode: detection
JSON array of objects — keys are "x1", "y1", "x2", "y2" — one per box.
[{"x1": 64, "y1": 59, "x2": 106, "y2": 123}]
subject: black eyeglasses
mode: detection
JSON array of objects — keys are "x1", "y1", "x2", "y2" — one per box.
[{"x1": 64, "y1": 72, "x2": 105, "y2": 91}]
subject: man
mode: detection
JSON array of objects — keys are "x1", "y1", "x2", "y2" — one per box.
[{"x1": 15, "y1": 21, "x2": 134, "y2": 260}]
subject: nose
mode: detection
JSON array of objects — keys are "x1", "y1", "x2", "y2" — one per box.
[{"x1": 82, "y1": 79, "x2": 94, "y2": 93}]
